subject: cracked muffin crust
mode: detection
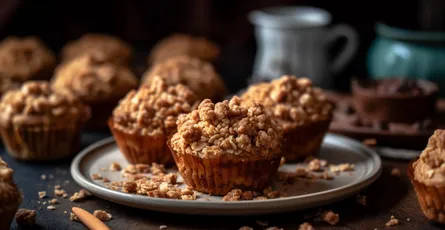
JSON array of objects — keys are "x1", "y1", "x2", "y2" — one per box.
[
  {"x1": 61, "y1": 33, "x2": 132, "y2": 65},
  {"x1": 241, "y1": 75, "x2": 333, "y2": 161},
  {"x1": 0, "y1": 81, "x2": 90, "y2": 160},
  {"x1": 0, "y1": 36, "x2": 55, "y2": 82},
  {"x1": 0, "y1": 156, "x2": 22, "y2": 229},
  {"x1": 409, "y1": 129, "x2": 445, "y2": 224},
  {"x1": 110, "y1": 76, "x2": 197, "y2": 164},
  {"x1": 169, "y1": 97, "x2": 284, "y2": 195},
  {"x1": 142, "y1": 55, "x2": 227, "y2": 101},
  {"x1": 149, "y1": 34, "x2": 219, "y2": 64},
  {"x1": 52, "y1": 52, "x2": 138, "y2": 129}
]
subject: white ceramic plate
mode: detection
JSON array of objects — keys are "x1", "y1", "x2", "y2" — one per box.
[{"x1": 71, "y1": 133, "x2": 382, "y2": 216}]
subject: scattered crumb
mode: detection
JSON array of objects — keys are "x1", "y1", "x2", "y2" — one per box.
[
  {"x1": 362, "y1": 138, "x2": 377, "y2": 147},
  {"x1": 308, "y1": 159, "x2": 323, "y2": 171},
  {"x1": 321, "y1": 210, "x2": 339, "y2": 226},
  {"x1": 54, "y1": 185, "x2": 62, "y2": 190},
  {"x1": 223, "y1": 188, "x2": 281, "y2": 201},
  {"x1": 136, "y1": 164, "x2": 151, "y2": 173},
  {"x1": 64, "y1": 211, "x2": 67, "y2": 214},
  {"x1": 265, "y1": 227, "x2": 283, "y2": 230},
  {"x1": 356, "y1": 194, "x2": 367, "y2": 206},
  {"x1": 38, "y1": 191, "x2": 46, "y2": 199},
  {"x1": 299, "y1": 222, "x2": 315, "y2": 230},
  {"x1": 70, "y1": 189, "x2": 92, "y2": 202},
  {"x1": 63, "y1": 193, "x2": 69, "y2": 198},
  {"x1": 47, "y1": 205, "x2": 56, "y2": 210},
  {"x1": 91, "y1": 173, "x2": 103, "y2": 180},
  {"x1": 330, "y1": 164, "x2": 355, "y2": 173},
  {"x1": 41, "y1": 174, "x2": 47, "y2": 180},
  {"x1": 256, "y1": 220, "x2": 269, "y2": 226},
  {"x1": 321, "y1": 171, "x2": 333, "y2": 180},
  {"x1": 159, "y1": 225, "x2": 168, "y2": 230},
  {"x1": 70, "y1": 213, "x2": 80, "y2": 221},
  {"x1": 280, "y1": 157, "x2": 286, "y2": 166},
  {"x1": 49, "y1": 174, "x2": 54, "y2": 179},
  {"x1": 110, "y1": 162, "x2": 122, "y2": 171},
  {"x1": 93, "y1": 210, "x2": 112, "y2": 221},
  {"x1": 50, "y1": 199, "x2": 58, "y2": 204},
  {"x1": 151, "y1": 163, "x2": 166, "y2": 175},
  {"x1": 42, "y1": 202, "x2": 47, "y2": 205},
  {"x1": 406, "y1": 218, "x2": 410, "y2": 221},
  {"x1": 100, "y1": 168, "x2": 107, "y2": 172},
  {"x1": 386, "y1": 215, "x2": 399, "y2": 227},
  {"x1": 122, "y1": 165, "x2": 137, "y2": 174},
  {"x1": 103, "y1": 177, "x2": 110, "y2": 183},
  {"x1": 239, "y1": 227, "x2": 253, "y2": 230},
  {"x1": 391, "y1": 168, "x2": 401, "y2": 177},
  {"x1": 15, "y1": 209, "x2": 36, "y2": 226},
  {"x1": 54, "y1": 189, "x2": 66, "y2": 196}
]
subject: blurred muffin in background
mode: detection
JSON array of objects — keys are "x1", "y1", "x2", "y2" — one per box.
[
  {"x1": 61, "y1": 33, "x2": 133, "y2": 65},
  {"x1": 0, "y1": 81, "x2": 90, "y2": 161},
  {"x1": 142, "y1": 55, "x2": 227, "y2": 102},
  {"x1": 0, "y1": 36, "x2": 56, "y2": 94},
  {"x1": 149, "y1": 34, "x2": 219, "y2": 64},
  {"x1": 241, "y1": 75, "x2": 333, "y2": 161},
  {"x1": 52, "y1": 52, "x2": 138, "y2": 129},
  {"x1": 0, "y1": 156, "x2": 22, "y2": 229}
]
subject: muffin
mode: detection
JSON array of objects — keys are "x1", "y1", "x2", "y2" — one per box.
[
  {"x1": 142, "y1": 55, "x2": 227, "y2": 101},
  {"x1": 169, "y1": 97, "x2": 284, "y2": 195},
  {"x1": 241, "y1": 75, "x2": 333, "y2": 161},
  {"x1": 149, "y1": 34, "x2": 219, "y2": 64},
  {"x1": 0, "y1": 36, "x2": 56, "y2": 83},
  {"x1": 0, "y1": 157, "x2": 22, "y2": 229},
  {"x1": 52, "y1": 52, "x2": 138, "y2": 129},
  {"x1": 409, "y1": 129, "x2": 445, "y2": 224},
  {"x1": 109, "y1": 76, "x2": 197, "y2": 165},
  {"x1": 61, "y1": 33, "x2": 132, "y2": 65}
]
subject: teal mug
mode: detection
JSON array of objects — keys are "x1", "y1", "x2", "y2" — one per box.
[{"x1": 367, "y1": 23, "x2": 445, "y2": 97}]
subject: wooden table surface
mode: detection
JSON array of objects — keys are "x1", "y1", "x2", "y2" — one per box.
[{"x1": 3, "y1": 131, "x2": 444, "y2": 230}]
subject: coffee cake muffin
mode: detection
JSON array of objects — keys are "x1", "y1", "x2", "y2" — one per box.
[
  {"x1": 149, "y1": 34, "x2": 219, "y2": 64},
  {"x1": 52, "y1": 52, "x2": 138, "y2": 129},
  {"x1": 142, "y1": 55, "x2": 227, "y2": 101},
  {"x1": 61, "y1": 33, "x2": 132, "y2": 65},
  {"x1": 0, "y1": 36, "x2": 55, "y2": 84},
  {"x1": 409, "y1": 129, "x2": 445, "y2": 224},
  {"x1": 0, "y1": 157, "x2": 22, "y2": 229},
  {"x1": 241, "y1": 75, "x2": 333, "y2": 161},
  {"x1": 0, "y1": 81, "x2": 90, "y2": 160},
  {"x1": 169, "y1": 97, "x2": 284, "y2": 195},
  {"x1": 110, "y1": 76, "x2": 197, "y2": 165}
]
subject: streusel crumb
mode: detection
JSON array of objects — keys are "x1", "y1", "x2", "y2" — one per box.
[
  {"x1": 38, "y1": 191, "x2": 46, "y2": 199},
  {"x1": 91, "y1": 173, "x2": 102, "y2": 180},
  {"x1": 171, "y1": 96, "x2": 283, "y2": 158},
  {"x1": 93, "y1": 210, "x2": 112, "y2": 221},
  {"x1": 110, "y1": 162, "x2": 122, "y2": 171},
  {"x1": 70, "y1": 189, "x2": 92, "y2": 202},
  {"x1": 386, "y1": 215, "x2": 399, "y2": 227},
  {"x1": 70, "y1": 213, "x2": 80, "y2": 221},
  {"x1": 330, "y1": 164, "x2": 355, "y2": 173},
  {"x1": 222, "y1": 188, "x2": 280, "y2": 201},
  {"x1": 321, "y1": 210, "x2": 339, "y2": 225},
  {"x1": 54, "y1": 189, "x2": 65, "y2": 196},
  {"x1": 298, "y1": 222, "x2": 315, "y2": 230}
]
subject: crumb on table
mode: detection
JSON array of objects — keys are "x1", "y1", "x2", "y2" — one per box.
[
  {"x1": 386, "y1": 215, "x2": 399, "y2": 227},
  {"x1": 93, "y1": 210, "x2": 113, "y2": 221},
  {"x1": 38, "y1": 191, "x2": 46, "y2": 199},
  {"x1": 298, "y1": 222, "x2": 315, "y2": 230},
  {"x1": 321, "y1": 210, "x2": 339, "y2": 225},
  {"x1": 70, "y1": 189, "x2": 92, "y2": 202}
]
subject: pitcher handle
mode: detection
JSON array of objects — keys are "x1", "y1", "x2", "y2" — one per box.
[{"x1": 328, "y1": 24, "x2": 359, "y2": 74}]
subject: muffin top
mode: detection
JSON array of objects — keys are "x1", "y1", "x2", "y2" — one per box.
[
  {"x1": 0, "y1": 81, "x2": 89, "y2": 126},
  {"x1": 61, "y1": 33, "x2": 132, "y2": 64},
  {"x1": 149, "y1": 34, "x2": 219, "y2": 64},
  {"x1": 52, "y1": 53, "x2": 138, "y2": 103},
  {"x1": 112, "y1": 76, "x2": 197, "y2": 136},
  {"x1": 414, "y1": 129, "x2": 445, "y2": 186},
  {"x1": 170, "y1": 97, "x2": 283, "y2": 159},
  {"x1": 241, "y1": 75, "x2": 333, "y2": 131},
  {"x1": 0, "y1": 157, "x2": 22, "y2": 212},
  {"x1": 0, "y1": 36, "x2": 56, "y2": 81},
  {"x1": 142, "y1": 55, "x2": 227, "y2": 101}
]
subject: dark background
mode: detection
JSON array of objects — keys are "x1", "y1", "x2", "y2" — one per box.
[{"x1": 1, "y1": 0, "x2": 445, "y2": 92}]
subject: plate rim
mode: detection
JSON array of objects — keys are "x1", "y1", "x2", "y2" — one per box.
[{"x1": 71, "y1": 133, "x2": 382, "y2": 214}]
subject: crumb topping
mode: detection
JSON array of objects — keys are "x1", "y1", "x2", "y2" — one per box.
[
  {"x1": 0, "y1": 81, "x2": 89, "y2": 126},
  {"x1": 93, "y1": 210, "x2": 112, "y2": 221},
  {"x1": 52, "y1": 53, "x2": 138, "y2": 102},
  {"x1": 241, "y1": 75, "x2": 333, "y2": 131},
  {"x1": 112, "y1": 76, "x2": 197, "y2": 136},
  {"x1": 170, "y1": 97, "x2": 283, "y2": 158},
  {"x1": 0, "y1": 36, "x2": 55, "y2": 81},
  {"x1": 143, "y1": 55, "x2": 226, "y2": 101},
  {"x1": 414, "y1": 129, "x2": 445, "y2": 186}
]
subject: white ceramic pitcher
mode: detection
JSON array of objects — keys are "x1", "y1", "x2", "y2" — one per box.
[{"x1": 248, "y1": 6, "x2": 358, "y2": 89}]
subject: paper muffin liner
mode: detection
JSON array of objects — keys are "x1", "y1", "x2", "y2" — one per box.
[
  {"x1": 283, "y1": 118, "x2": 332, "y2": 161},
  {"x1": 108, "y1": 119, "x2": 173, "y2": 165},
  {"x1": 0, "y1": 122, "x2": 84, "y2": 161},
  {"x1": 408, "y1": 158, "x2": 445, "y2": 224},
  {"x1": 169, "y1": 143, "x2": 281, "y2": 195}
]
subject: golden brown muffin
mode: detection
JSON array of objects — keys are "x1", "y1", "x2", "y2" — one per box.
[
  {"x1": 0, "y1": 157, "x2": 22, "y2": 229},
  {"x1": 241, "y1": 75, "x2": 333, "y2": 161},
  {"x1": 52, "y1": 52, "x2": 138, "y2": 129},
  {"x1": 169, "y1": 97, "x2": 283, "y2": 195},
  {"x1": 149, "y1": 34, "x2": 219, "y2": 64},
  {"x1": 409, "y1": 129, "x2": 445, "y2": 224},
  {"x1": 61, "y1": 33, "x2": 132, "y2": 65},
  {"x1": 0, "y1": 36, "x2": 56, "y2": 82},
  {"x1": 109, "y1": 76, "x2": 197, "y2": 165},
  {"x1": 0, "y1": 81, "x2": 90, "y2": 160},
  {"x1": 142, "y1": 55, "x2": 227, "y2": 102}
]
